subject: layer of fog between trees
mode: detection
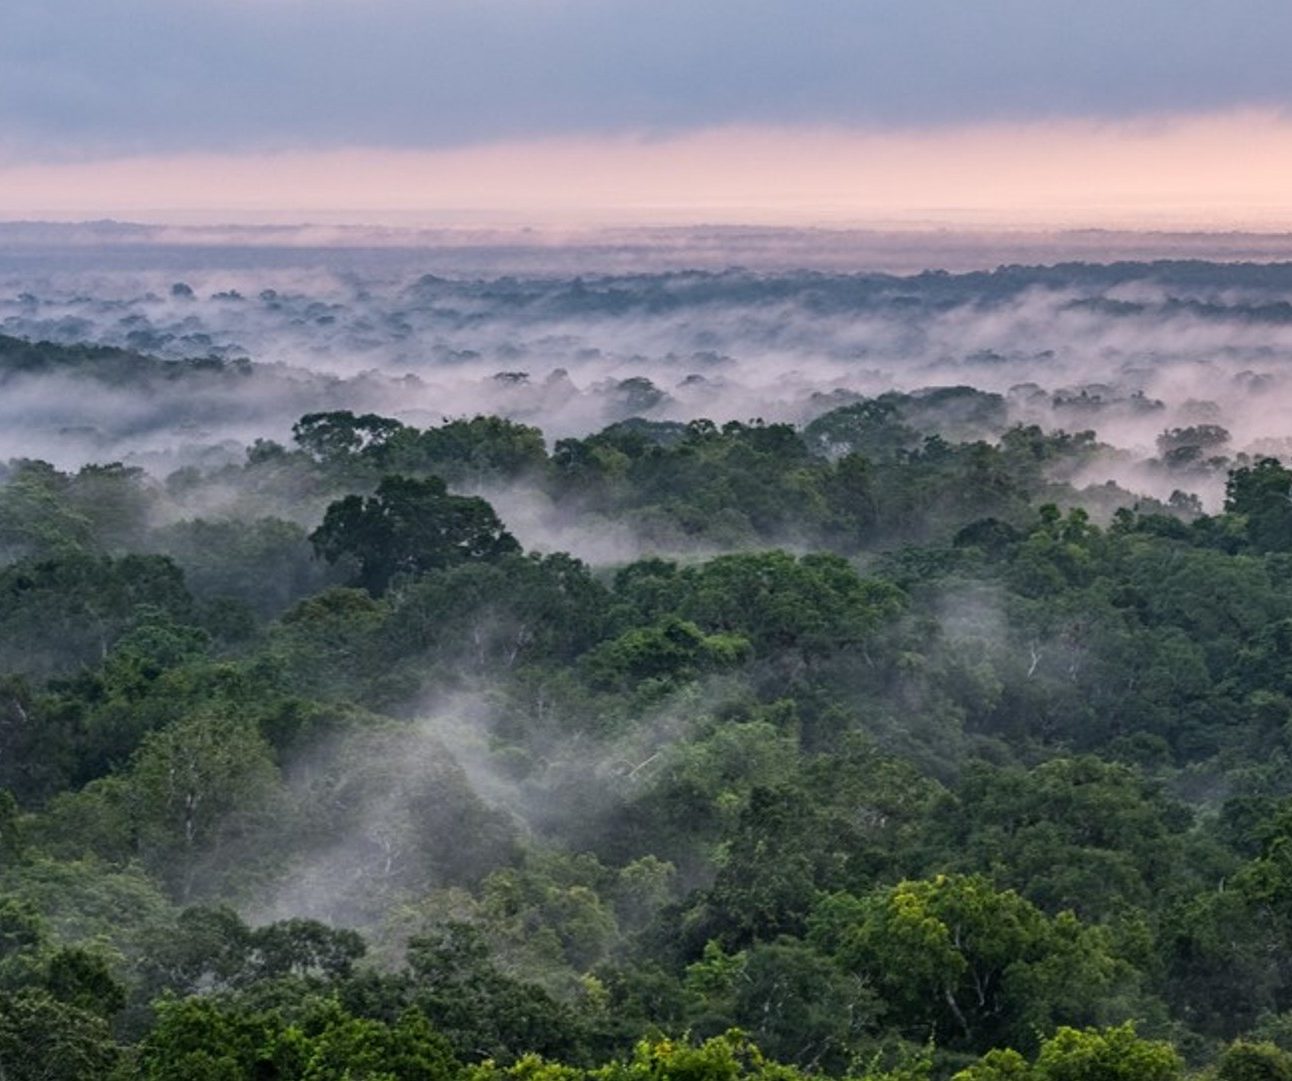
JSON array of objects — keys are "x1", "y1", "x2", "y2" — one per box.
[{"x1": 7, "y1": 251, "x2": 1292, "y2": 526}]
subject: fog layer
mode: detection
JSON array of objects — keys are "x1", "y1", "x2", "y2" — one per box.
[{"x1": 6, "y1": 237, "x2": 1292, "y2": 511}]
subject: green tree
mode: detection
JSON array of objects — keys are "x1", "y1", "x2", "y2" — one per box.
[
  {"x1": 126, "y1": 713, "x2": 280, "y2": 896},
  {"x1": 130, "y1": 995, "x2": 292, "y2": 1081},
  {"x1": 809, "y1": 875, "x2": 1137, "y2": 1053},
  {"x1": 297, "y1": 1002, "x2": 458, "y2": 1081},
  {"x1": 1031, "y1": 1023, "x2": 1180, "y2": 1081},
  {"x1": 1226, "y1": 459, "x2": 1292, "y2": 551},
  {"x1": 293, "y1": 410, "x2": 407, "y2": 465},
  {"x1": 406, "y1": 923, "x2": 587, "y2": 1063},
  {"x1": 310, "y1": 475, "x2": 520, "y2": 594},
  {"x1": 43, "y1": 947, "x2": 126, "y2": 1018},
  {"x1": 684, "y1": 937, "x2": 881, "y2": 1071},
  {"x1": 1214, "y1": 1040, "x2": 1292, "y2": 1081},
  {"x1": 0, "y1": 989, "x2": 120, "y2": 1080}
]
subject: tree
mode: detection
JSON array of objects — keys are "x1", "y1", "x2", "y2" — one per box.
[
  {"x1": 130, "y1": 995, "x2": 290, "y2": 1081},
  {"x1": 701, "y1": 787, "x2": 830, "y2": 946},
  {"x1": 1156, "y1": 425, "x2": 1230, "y2": 466},
  {"x1": 803, "y1": 399, "x2": 916, "y2": 461},
  {"x1": 809, "y1": 875, "x2": 1139, "y2": 1054},
  {"x1": 43, "y1": 947, "x2": 126, "y2": 1018},
  {"x1": 929, "y1": 757, "x2": 1191, "y2": 920},
  {"x1": 0, "y1": 990, "x2": 120, "y2": 1080},
  {"x1": 380, "y1": 552, "x2": 608, "y2": 675},
  {"x1": 405, "y1": 923, "x2": 587, "y2": 1063},
  {"x1": 684, "y1": 937, "x2": 881, "y2": 1072},
  {"x1": 293, "y1": 410, "x2": 406, "y2": 465},
  {"x1": 585, "y1": 617, "x2": 750, "y2": 692},
  {"x1": 667, "y1": 551, "x2": 904, "y2": 659},
  {"x1": 951, "y1": 1024, "x2": 1182, "y2": 1081},
  {"x1": 1214, "y1": 1040, "x2": 1292, "y2": 1081},
  {"x1": 126, "y1": 712, "x2": 280, "y2": 896},
  {"x1": 310, "y1": 475, "x2": 520, "y2": 594},
  {"x1": 299, "y1": 1005, "x2": 458, "y2": 1081},
  {"x1": 383, "y1": 415, "x2": 549, "y2": 480},
  {"x1": 1031, "y1": 1023, "x2": 1180, "y2": 1081},
  {"x1": 1226, "y1": 459, "x2": 1292, "y2": 551},
  {"x1": 136, "y1": 906, "x2": 255, "y2": 998},
  {"x1": 0, "y1": 899, "x2": 46, "y2": 991},
  {"x1": 0, "y1": 552, "x2": 194, "y2": 679},
  {"x1": 249, "y1": 919, "x2": 366, "y2": 983}
]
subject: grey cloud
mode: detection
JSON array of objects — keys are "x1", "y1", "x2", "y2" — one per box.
[{"x1": 4, "y1": 0, "x2": 1292, "y2": 159}]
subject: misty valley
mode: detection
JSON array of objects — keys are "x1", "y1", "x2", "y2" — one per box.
[{"x1": 7, "y1": 254, "x2": 1292, "y2": 1080}]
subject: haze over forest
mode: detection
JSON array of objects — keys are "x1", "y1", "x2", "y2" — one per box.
[
  {"x1": 9, "y1": 1, "x2": 1292, "y2": 1079},
  {"x1": 8, "y1": 226, "x2": 1292, "y2": 510}
]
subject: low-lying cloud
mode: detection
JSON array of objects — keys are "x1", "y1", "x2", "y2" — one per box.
[{"x1": 5, "y1": 236, "x2": 1292, "y2": 515}]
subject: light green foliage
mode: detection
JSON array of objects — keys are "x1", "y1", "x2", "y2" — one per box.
[
  {"x1": 0, "y1": 461, "x2": 94, "y2": 559},
  {"x1": 586, "y1": 617, "x2": 751, "y2": 693},
  {"x1": 133, "y1": 996, "x2": 457, "y2": 1081},
  {"x1": 0, "y1": 898, "x2": 46, "y2": 991},
  {"x1": 952, "y1": 1048, "x2": 1033, "y2": 1081},
  {"x1": 0, "y1": 458, "x2": 156, "y2": 559},
  {"x1": 473, "y1": 1031, "x2": 935, "y2": 1081},
  {"x1": 472, "y1": 1032, "x2": 807, "y2": 1081},
  {"x1": 809, "y1": 875, "x2": 1138, "y2": 1053},
  {"x1": 1031, "y1": 1023, "x2": 1181, "y2": 1081},
  {"x1": 294, "y1": 1002, "x2": 457, "y2": 1081},
  {"x1": 952, "y1": 1024, "x2": 1181, "y2": 1081},
  {"x1": 130, "y1": 996, "x2": 295, "y2": 1080},
  {"x1": 475, "y1": 857, "x2": 620, "y2": 977},
  {"x1": 660, "y1": 551, "x2": 905, "y2": 658},
  {"x1": 613, "y1": 856, "x2": 678, "y2": 935}
]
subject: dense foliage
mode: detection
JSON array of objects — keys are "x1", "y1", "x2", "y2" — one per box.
[{"x1": 4, "y1": 337, "x2": 1292, "y2": 1077}]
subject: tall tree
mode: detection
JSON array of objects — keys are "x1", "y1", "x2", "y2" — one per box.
[{"x1": 310, "y1": 475, "x2": 519, "y2": 594}]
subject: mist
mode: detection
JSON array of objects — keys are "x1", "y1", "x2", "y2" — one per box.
[{"x1": 5, "y1": 230, "x2": 1292, "y2": 516}]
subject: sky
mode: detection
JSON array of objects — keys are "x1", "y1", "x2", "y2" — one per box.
[{"x1": 4, "y1": 0, "x2": 1292, "y2": 227}]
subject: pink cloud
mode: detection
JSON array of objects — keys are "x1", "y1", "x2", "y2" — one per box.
[{"x1": 4, "y1": 110, "x2": 1292, "y2": 229}]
